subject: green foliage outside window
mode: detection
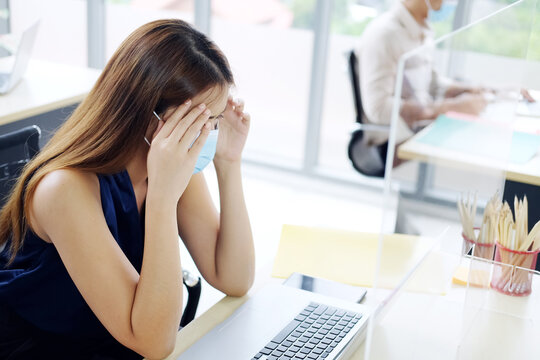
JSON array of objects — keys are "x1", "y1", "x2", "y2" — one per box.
[
  {"x1": 106, "y1": 0, "x2": 540, "y2": 60},
  {"x1": 284, "y1": 0, "x2": 540, "y2": 61},
  {"x1": 281, "y1": 0, "x2": 376, "y2": 35},
  {"x1": 107, "y1": 0, "x2": 132, "y2": 4},
  {"x1": 444, "y1": 1, "x2": 540, "y2": 61}
]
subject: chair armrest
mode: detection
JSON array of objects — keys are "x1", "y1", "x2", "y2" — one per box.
[
  {"x1": 180, "y1": 269, "x2": 201, "y2": 328},
  {"x1": 352, "y1": 123, "x2": 391, "y2": 133},
  {"x1": 182, "y1": 269, "x2": 200, "y2": 288}
]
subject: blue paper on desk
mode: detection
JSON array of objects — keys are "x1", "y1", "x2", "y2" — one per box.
[{"x1": 416, "y1": 115, "x2": 540, "y2": 164}]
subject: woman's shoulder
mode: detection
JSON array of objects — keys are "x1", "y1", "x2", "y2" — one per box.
[
  {"x1": 35, "y1": 169, "x2": 100, "y2": 201},
  {"x1": 30, "y1": 169, "x2": 101, "y2": 240}
]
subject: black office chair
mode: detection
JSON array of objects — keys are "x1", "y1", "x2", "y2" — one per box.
[
  {"x1": 0, "y1": 125, "x2": 41, "y2": 208},
  {"x1": 346, "y1": 50, "x2": 390, "y2": 177},
  {"x1": 0, "y1": 125, "x2": 201, "y2": 327}
]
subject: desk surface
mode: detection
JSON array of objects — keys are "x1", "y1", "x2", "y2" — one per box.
[
  {"x1": 163, "y1": 264, "x2": 276, "y2": 359},
  {"x1": 164, "y1": 252, "x2": 540, "y2": 360},
  {"x1": 398, "y1": 122, "x2": 540, "y2": 186},
  {"x1": 0, "y1": 59, "x2": 101, "y2": 125}
]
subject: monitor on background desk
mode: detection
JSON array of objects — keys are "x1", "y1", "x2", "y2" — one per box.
[{"x1": 0, "y1": 21, "x2": 39, "y2": 94}]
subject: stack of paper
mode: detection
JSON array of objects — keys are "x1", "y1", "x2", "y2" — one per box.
[{"x1": 272, "y1": 225, "x2": 450, "y2": 295}]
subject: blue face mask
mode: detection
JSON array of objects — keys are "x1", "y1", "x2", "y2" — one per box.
[
  {"x1": 192, "y1": 129, "x2": 218, "y2": 174},
  {"x1": 145, "y1": 111, "x2": 218, "y2": 174},
  {"x1": 425, "y1": 0, "x2": 457, "y2": 23}
]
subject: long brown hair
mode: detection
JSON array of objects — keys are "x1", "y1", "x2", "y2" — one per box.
[{"x1": 0, "y1": 19, "x2": 234, "y2": 264}]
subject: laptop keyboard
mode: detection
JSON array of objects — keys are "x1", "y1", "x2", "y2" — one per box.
[{"x1": 252, "y1": 302, "x2": 362, "y2": 360}]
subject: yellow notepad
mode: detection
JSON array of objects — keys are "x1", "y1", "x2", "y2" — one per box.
[
  {"x1": 452, "y1": 265, "x2": 490, "y2": 288},
  {"x1": 271, "y1": 225, "x2": 448, "y2": 295}
]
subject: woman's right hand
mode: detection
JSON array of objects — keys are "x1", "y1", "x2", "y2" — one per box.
[{"x1": 146, "y1": 100, "x2": 212, "y2": 206}]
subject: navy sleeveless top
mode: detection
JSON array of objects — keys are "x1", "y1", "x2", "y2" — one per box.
[{"x1": 0, "y1": 170, "x2": 144, "y2": 354}]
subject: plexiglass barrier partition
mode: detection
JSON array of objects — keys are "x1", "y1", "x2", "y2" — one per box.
[
  {"x1": 362, "y1": 0, "x2": 540, "y2": 358},
  {"x1": 458, "y1": 253, "x2": 540, "y2": 359},
  {"x1": 362, "y1": 247, "x2": 540, "y2": 359}
]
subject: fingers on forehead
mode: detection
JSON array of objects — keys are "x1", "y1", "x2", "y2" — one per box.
[{"x1": 159, "y1": 86, "x2": 230, "y2": 121}]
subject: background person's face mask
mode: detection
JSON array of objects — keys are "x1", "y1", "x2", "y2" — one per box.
[
  {"x1": 145, "y1": 111, "x2": 219, "y2": 174},
  {"x1": 425, "y1": 0, "x2": 457, "y2": 23}
]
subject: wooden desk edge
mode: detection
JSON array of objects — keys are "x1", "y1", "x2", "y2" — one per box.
[
  {"x1": 0, "y1": 93, "x2": 87, "y2": 126},
  {"x1": 397, "y1": 145, "x2": 425, "y2": 163},
  {"x1": 163, "y1": 295, "x2": 248, "y2": 359},
  {"x1": 162, "y1": 263, "x2": 276, "y2": 359},
  {"x1": 397, "y1": 142, "x2": 540, "y2": 187}
]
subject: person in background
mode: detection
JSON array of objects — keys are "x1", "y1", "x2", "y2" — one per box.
[
  {"x1": 357, "y1": 0, "x2": 487, "y2": 150},
  {"x1": 0, "y1": 19, "x2": 254, "y2": 359}
]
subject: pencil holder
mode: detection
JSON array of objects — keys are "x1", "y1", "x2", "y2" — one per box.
[
  {"x1": 462, "y1": 229, "x2": 494, "y2": 260},
  {"x1": 491, "y1": 242, "x2": 539, "y2": 297}
]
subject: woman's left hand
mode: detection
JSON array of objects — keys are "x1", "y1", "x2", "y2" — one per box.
[{"x1": 214, "y1": 96, "x2": 250, "y2": 165}]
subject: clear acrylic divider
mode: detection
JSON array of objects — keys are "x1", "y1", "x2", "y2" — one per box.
[
  {"x1": 457, "y1": 254, "x2": 540, "y2": 359},
  {"x1": 362, "y1": 0, "x2": 539, "y2": 358}
]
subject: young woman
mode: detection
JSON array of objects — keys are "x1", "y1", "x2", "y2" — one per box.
[{"x1": 0, "y1": 19, "x2": 254, "y2": 359}]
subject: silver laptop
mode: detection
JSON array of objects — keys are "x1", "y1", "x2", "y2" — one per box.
[
  {"x1": 177, "y1": 282, "x2": 371, "y2": 360},
  {"x1": 0, "y1": 21, "x2": 40, "y2": 95}
]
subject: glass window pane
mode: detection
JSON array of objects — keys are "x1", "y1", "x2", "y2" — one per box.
[
  {"x1": 211, "y1": 0, "x2": 317, "y2": 165},
  {"x1": 319, "y1": 0, "x2": 384, "y2": 175},
  {"x1": 469, "y1": 0, "x2": 522, "y2": 20},
  {"x1": 9, "y1": 0, "x2": 87, "y2": 67},
  {"x1": 0, "y1": 0, "x2": 9, "y2": 35},
  {"x1": 318, "y1": 0, "x2": 523, "y2": 177},
  {"x1": 465, "y1": 0, "x2": 530, "y2": 58},
  {"x1": 105, "y1": 0, "x2": 194, "y2": 61}
]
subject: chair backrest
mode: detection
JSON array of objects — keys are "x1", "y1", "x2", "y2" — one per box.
[
  {"x1": 347, "y1": 50, "x2": 364, "y2": 124},
  {"x1": 0, "y1": 125, "x2": 41, "y2": 208},
  {"x1": 347, "y1": 49, "x2": 386, "y2": 177}
]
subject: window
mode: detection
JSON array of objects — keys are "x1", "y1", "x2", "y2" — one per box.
[
  {"x1": 105, "y1": 0, "x2": 194, "y2": 61},
  {"x1": 9, "y1": 0, "x2": 87, "y2": 67},
  {"x1": 210, "y1": 0, "x2": 317, "y2": 166},
  {"x1": 319, "y1": 0, "x2": 383, "y2": 174}
]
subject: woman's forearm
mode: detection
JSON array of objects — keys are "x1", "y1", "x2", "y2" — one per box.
[
  {"x1": 130, "y1": 189, "x2": 183, "y2": 356},
  {"x1": 214, "y1": 161, "x2": 255, "y2": 296}
]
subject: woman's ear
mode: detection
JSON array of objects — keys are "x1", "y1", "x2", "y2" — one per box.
[
  {"x1": 144, "y1": 113, "x2": 161, "y2": 141},
  {"x1": 152, "y1": 120, "x2": 164, "y2": 139}
]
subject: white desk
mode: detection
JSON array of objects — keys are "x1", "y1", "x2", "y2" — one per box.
[
  {"x1": 0, "y1": 59, "x2": 101, "y2": 125},
  {"x1": 163, "y1": 248, "x2": 540, "y2": 359},
  {"x1": 398, "y1": 117, "x2": 540, "y2": 187}
]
